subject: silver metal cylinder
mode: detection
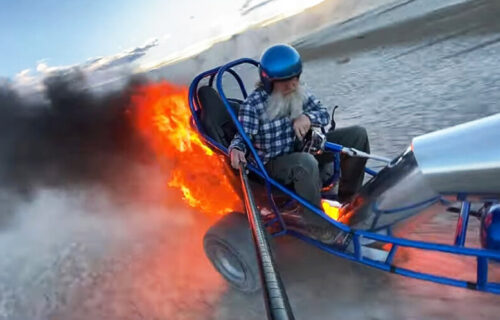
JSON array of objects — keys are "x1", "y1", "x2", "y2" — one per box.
[
  {"x1": 412, "y1": 113, "x2": 500, "y2": 197},
  {"x1": 342, "y1": 147, "x2": 440, "y2": 231},
  {"x1": 341, "y1": 114, "x2": 500, "y2": 231}
]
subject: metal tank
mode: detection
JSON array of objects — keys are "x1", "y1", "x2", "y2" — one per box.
[
  {"x1": 411, "y1": 113, "x2": 500, "y2": 197},
  {"x1": 340, "y1": 113, "x2": 500, "y2": 231}
]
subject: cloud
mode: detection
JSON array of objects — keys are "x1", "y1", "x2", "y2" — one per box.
[
  {"x1": 36, "y1": 61, "x2": 73, "y2": 75},
  {"x1": 11, "y1": 69, "x2": 45, "y2": 99},
  {"x1": 15, "y1": 69, "x2": 35, "y2": 83},
  {"x1": 14, "y1": 69, "x2": 41, "y2": 88},
  {"x1": 86, "y1": 38, "x2": 159, "y2": 72},
  {"x1": 9, "y1": 39, "x2": 159, "y2": 97}
]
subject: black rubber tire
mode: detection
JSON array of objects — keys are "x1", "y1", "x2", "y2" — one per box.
[{"x1": 203, "y1": 212, "x2": 260, "y2": 293}]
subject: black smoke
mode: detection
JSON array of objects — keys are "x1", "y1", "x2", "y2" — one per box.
[{"x1": 0, "y1": 68, "x2": 152, "y2": 198}]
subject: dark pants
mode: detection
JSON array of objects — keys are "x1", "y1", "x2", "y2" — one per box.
[
  {"x1": 321, "y1": 125, "x2": 370, "y2": 201},
  {"x1": 265, "y1": 126, "x2": 370, "y2": 226}
]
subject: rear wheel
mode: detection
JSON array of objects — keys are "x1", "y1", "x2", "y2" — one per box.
[{"x1": 203, "y1": 212, "x2": 260, "y2": 293}]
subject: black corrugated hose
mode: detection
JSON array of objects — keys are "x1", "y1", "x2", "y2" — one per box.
[{"x1": 239, "y1": 164, "x2": 295, "y2": 320}]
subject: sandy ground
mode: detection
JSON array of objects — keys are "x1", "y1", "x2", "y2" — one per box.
[
  {"x1": 301, "y1": 0, "x2": 500, "y2": 157},
  {"x1": 2, "y1": 0, "x2": 500, "y2": 319}
]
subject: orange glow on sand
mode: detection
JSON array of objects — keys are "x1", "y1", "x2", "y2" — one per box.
[{"x1": 132, "y1": 81, "x2": 240, "y2": 215}]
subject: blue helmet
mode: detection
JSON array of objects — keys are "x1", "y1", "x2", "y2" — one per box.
[{"x1": 259, "y1": 44, "x2": 302, "y2": 93}]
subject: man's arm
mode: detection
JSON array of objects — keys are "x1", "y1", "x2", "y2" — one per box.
[
  {"x1": 228, "y1": 99, "x2": 260, "y2": 154},
  {"x1": 228, "y1": 133, "x2": 246, "y2": 153},
  {"x1": 302, "y1": 91, "x2": 330, "y2": 127}
]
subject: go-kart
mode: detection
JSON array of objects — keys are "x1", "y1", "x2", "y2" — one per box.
[{"x1": 188, "y1": 57, "x2": 500, "y2": 296}]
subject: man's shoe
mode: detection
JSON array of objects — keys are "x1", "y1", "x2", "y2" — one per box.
[
  {"x1": 261, "y1": 204, "x2": 350, "y2": 247},
  {"x1": 304, "y1": 224, "x2": 348, "y2": 245},
  {"x1": 261, "y1": 205, "x2": 305, "y2": 226},
  {"x1": 286, "y1": 221, "x2": 348, "y2": 246}
]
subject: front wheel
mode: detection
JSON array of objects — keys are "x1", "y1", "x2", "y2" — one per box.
[{"x1": 203, "y1": 212, "x2": 260, "y2": 293}]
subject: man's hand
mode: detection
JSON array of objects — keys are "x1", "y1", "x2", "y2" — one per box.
[
  {"x1": 230, "y1": 148, "x2": 247, "y2": 169},
  {"x1": 293, "y1": 114, "x2": 311, "y2": 140}
]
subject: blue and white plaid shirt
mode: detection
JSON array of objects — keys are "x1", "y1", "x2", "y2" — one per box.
[{"x1": 228, "y1": 87, "x2": 330, "y2": 164}]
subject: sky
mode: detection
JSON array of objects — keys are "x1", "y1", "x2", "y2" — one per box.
[{"x1": 0, "y1": 0, "x2": 325, "y2": 82}]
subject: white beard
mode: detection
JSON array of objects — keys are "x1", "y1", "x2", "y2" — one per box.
[{"x1": 265, "y1": 85, "x2": 307, "y2": 121}]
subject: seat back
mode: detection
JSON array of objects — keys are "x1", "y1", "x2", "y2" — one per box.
[{"x1": 198, "y1": 86, "x2": 240, "y2": 148}]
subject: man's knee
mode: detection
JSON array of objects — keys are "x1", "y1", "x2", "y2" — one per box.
[
  {"x1": 350, "y1": 125, "x2": 368, "y2": 140},
  {"x1": 292, "y1": 153, "x2": 319, "y2": 177},
  {"x1": 346, "y1": 125, "x2": 369, "y2": 152}
]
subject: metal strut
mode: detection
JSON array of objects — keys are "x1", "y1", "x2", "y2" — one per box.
[{"x1": 239, "y1": 163, "x2": 295, "y2": 320}]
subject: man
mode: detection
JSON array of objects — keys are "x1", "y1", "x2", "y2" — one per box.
[{"x1": 228, "y1": 44, "x2": 370, "y2": 242}]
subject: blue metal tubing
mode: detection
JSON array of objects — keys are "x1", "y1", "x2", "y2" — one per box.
[
  {"x1": 353, "y1": 235, "x2": 362, "y2": 260},
  {"x1": 365, "y1": 167, "x2": 378, "y2": 176},
  {"x1": 324, "y1": 142, "x2": 343, "y2": 152},
  {"x1": 195, "y1": 62, "x2": 500, "y2": 259},
  {"x1": 188, "y1": 65, "x2": 248, "y2": 115},
  {"x1": 477, "y1": 257, "x2": 488, "y2": 289},
  {"x1": 325, "y1": 142, "x2": 378, "y2": 176},
  {"x1": 255, "y1": 167, "x2": 351, "y2": 231},
  {"x1": 355, "y1": 227, "x2": 500, "y2": 259},
  {"x1": 289, "y1": 230, "x2": 500, "y2": 294},
  {"x1": 372, "y1": 196, "x2": 441, "y2": 215},
  {"x1": 333, "y1": 152, "x2": 341, "y2": 183},
  {"x1": 385, "y1": 244, "x2": 399, "y2": 264},
  {"x1": 190, "y1": 60, "x2": 500, "y2": 294},
  {"x1": 212, "y1": 58, "x2": 500, "y2": 259},
  {"x1": 385, "y1": 228, "x2": 399, "y2": 264},
  {"x1": 187, "y1": 67, "x2": 248, "y2": 153},
  {"x1": 188, "y1": 66, "x2": 221, "y2": 133},
  {"x1": 267, "y1": 168, "x2": 500, "y2": 259},
  {"x1": 265, "y1": 181, "x2": 288, "y2": 232},
  {"x1": 214, "y1": 136, "x2": 500, "y2": 262},
  {"x1": 321, "y1": 152, "x2": 341, "y2": 188},
  {"x1": 189, "y1": 66, "x2": 221, "y2": 111},
  {"x1": 454, "y1": 201, "x2": 471, "y2": 246},
  {"x1": 208, "y1": 68, "x2": 249, "y2": 99},
  {"x1": 216, "y1": 60, "x2": 377, "y2": 180},
  {"x1": 216, "y1": 58, "x2": 271, "y2": 179}
]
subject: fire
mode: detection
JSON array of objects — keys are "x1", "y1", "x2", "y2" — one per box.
[
  {"x1": 132, "y1": 81, "x2": 240, "y2": 215},
  {"x1": 321, "y1": 200, "x2": 341, "y2": 220},
  {"x1": 321, "y1": 198, "x2": 355, "y2": 224}
]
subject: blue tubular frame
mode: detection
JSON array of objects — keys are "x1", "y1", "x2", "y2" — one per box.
[
  {"x1": 455, "y1": 201, "x2": 471, "y2": 246},
  {"x1": 216, "y1": 58, "x2": 271, "y2": 178},
  {"x1": 188, "y1": 58, "x2": 500, "y2": 295}
]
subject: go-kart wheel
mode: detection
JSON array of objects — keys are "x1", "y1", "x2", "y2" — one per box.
[{"x1": 203, "y1": 212, "x2": 260, "y2": 293}]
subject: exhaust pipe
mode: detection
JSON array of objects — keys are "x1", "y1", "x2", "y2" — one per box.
[
  {"x1": 341, "y1": 113, "x2": 500, "y2": 231},
  {"x1": 412, "y1": 113, "x2": 500, "y2": 197}
]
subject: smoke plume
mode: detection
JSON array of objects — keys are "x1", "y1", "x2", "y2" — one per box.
[
  {"x1": 0, "y1": 71, "x2": 225, "y2": 320},
  {"x1": 0, "y1": 68, "x2": 151, "y2": 195}
]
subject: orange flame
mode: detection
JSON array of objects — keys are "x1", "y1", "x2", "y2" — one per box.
[
  {"x1": 132, "y1": 81, "x2": 240, "y2": 215},
  {"x1": 322, "y1": 200, "x2": 340, "y2": 221}
]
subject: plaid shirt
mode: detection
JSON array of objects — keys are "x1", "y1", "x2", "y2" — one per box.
[{"x1": 229, "y1": 87, "x2": 330, "y2": 164}]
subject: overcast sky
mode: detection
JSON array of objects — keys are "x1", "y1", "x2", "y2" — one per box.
[{"x1": 1, "y1": 0, "x2": 324, "y2": 80}]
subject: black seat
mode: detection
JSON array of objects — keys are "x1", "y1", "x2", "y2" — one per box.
[{"x1": 198, "y1": 86, "x2": 240, "y2": 148}]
